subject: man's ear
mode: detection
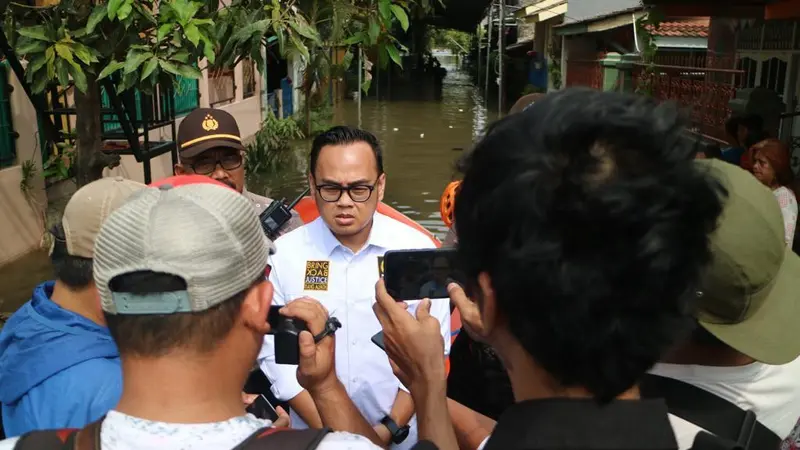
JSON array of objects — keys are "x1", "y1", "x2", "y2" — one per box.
[
  {"x1": 477, "y1": 272, "x2": 499, "y2": 336},
  {"x1": 377, "y1": 173, "x2": 386, "y2": 203},
  {"x1": 174, "y1": 163, "x2": 187, "y2": 175},
  {"x1": 308, "y1": 174, "x2": 317, "y2": 199},
  {"x1": 242, "y1": 280, "x2": 274, "y2": 335}
]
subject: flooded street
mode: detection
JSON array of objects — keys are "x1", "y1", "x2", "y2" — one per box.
[{"x1": 0, "y1": 65, "x2": 490, "y2": 313}]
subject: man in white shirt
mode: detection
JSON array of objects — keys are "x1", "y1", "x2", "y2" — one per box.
[
  {"x1": 649, "y1": 161, "x2": 800, "y2": 449},
  {"x1": 1, "y1": 175, "x2": 382, "y2": 450},
  {"x1": 259, "y1": 126, "x2": 451, "y2": 449}
]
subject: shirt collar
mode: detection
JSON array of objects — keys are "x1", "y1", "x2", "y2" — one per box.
[
  {"x1": 483, "y1": 398, "x2": 678, "y2": 450},
  {"x1": 313, "y1": 213, "x2": 393, "y2": 257}
]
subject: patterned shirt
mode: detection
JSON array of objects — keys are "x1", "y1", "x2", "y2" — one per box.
[
  {"x1": 773, "y1": 186, "x2": 798, "y2": 247},
  {"x1": 0, "y1": 410, "x2": 380, "y2": 449}
]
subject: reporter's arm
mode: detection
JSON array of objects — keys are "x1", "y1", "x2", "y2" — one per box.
[
  {"x1": 260, "y1": 260, "x2": 323, "y2": 428},
  {"x1": 375, "y1": 389, "x2": 415, "y2": 444},
  {"x1": 309, "y1": 378, "x2": 385, "y2": 447},
  {"x1": 411, "y1": 379, "x2": 459, "y2": 450},
  {"x1": 287, "y1": 390, "x2": 323, "y2": 428},
  {"x1": 447, "y1": 399, "x2": 495, "y2": 450}
]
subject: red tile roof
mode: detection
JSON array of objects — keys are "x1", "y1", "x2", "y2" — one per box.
[{"x1": 648, "y1": 17, "x2": 710, "y2": 38}]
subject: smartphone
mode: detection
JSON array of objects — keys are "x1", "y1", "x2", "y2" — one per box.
[
  {"x1": 383, "y1": 248, "x2": 466, "y2": 301},
  {"x1": 246, "y1": 394, "x2": 279, "y2": 422},
  {"x1": 371, "y1": 331, "x2": 386, "y2": 352}
]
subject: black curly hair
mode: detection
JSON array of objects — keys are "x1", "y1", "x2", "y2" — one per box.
[{"x1": 454, "y1": 88, "x2": 726, "y2": 402}]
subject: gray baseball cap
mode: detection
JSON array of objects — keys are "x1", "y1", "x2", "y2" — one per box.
[{"x1": 94, "y1": 178, "x2": 272, "y2": 315}]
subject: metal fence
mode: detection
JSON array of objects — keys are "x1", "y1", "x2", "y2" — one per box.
[
  {"x1": 565, "y1": 53, "x2": 605, "y2": 90},
  {"x1": 243, "y1": 59, "x2": 256, "y2": 99},
  {"x1": 209, "y1": 66, "x2": 236, "y2": 106},
  {"x1": 101, "y1": 76, "x2": 198, "y2": 133},
  {"x1": 633, "y1": 63, "x2": 744, "y2": 142}
]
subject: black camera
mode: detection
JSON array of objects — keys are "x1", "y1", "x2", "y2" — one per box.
[{"x1": 268, "y1": 306, "x2": 308, "y2": 365}]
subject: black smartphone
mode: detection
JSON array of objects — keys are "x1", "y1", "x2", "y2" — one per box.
[
  {"x1": 371, "y1": 331, "x2": 386, "y2": 352},
  {"x1": 246, "y1": 394, "x2": 279, "y2": 422},
  {"x1": 383, "y1": 248, "x2": 466, "y2": 301}
]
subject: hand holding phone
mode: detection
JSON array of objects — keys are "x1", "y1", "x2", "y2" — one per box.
[
  {"x1": 246, "y1": 394, "x2": 279, "y2": 422},
  {"x1": 383, "y1": 248, "x2": 466, "y2": 301}
]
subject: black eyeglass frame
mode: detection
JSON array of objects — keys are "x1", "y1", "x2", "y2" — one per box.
[
  {"x1": 314, "y1": 178, "x2": 380, "y2": 203},
  {"x1": 189, "y1": 152, "x2": 244, "y2": 175}
]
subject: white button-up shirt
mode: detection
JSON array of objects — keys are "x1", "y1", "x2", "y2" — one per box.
[{"x1": 258, "y1": 213, "x2": 452, "y2": 450}]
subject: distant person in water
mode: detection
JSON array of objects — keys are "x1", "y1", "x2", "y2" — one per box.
[
  {"x1": 0, "y1": 177, "x2": 144, "y2": 437},
  {"x1": 174, "y1": 108, "x2": 303, "y2": 238}
]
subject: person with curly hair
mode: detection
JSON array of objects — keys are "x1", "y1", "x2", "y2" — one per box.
[
  {"x1": 751, "y1": 138, "x2": 798, "y2": 247},
  {"x1": 373, "y1": 88, "x2": 726, "y2": 450}
]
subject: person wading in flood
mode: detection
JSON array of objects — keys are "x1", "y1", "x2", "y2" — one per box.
[{"x1": 174, "y1": 108, "x2": 304, "y2": 238}]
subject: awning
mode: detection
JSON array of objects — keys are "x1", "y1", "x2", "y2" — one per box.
[
  {"x1": 555, "y1": 8, "x2": 646, "y2": 36},
  {"x1": 515, "y1": 0, "x2": 568, "y2": 23}
]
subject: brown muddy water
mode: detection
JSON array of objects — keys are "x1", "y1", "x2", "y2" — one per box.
[{"x1": 0, "y1": 66, "x2": 492, "y2": 314}]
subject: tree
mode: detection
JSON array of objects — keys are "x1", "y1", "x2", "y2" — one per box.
[
  {"x1": 428, "y1": 27, "x2": 472, "y2": 55},
  {"x1": 4, "y1": 0, "x2": 439, "y2": 186}
]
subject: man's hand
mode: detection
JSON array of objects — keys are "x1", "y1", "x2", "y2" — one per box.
[
  {"x1": 273, "y1": 406, "x2": 291, "y2": 428},
  {"x1": 448, "y1": 282, "x2": 488, "y2": 343},
  {"x1": 278, "y1": 298, "x2": 338, "y2": 395},
  {"x1": 242, "y1": 393, "x2": 258, "y2": 407},
  {"x1": 373, "y1": 279, "x2": 446, "y2": 391}
]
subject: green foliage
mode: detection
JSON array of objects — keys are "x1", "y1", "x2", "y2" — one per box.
[
  {"x1": 295, "y1": 103, "x2": 333, "y2": 137},
  {"x1": 428, "y1": 27, "x2": 472, "y2": 54},
  {"x1": 635, "y1": 11, "x2": 662, "y2": 96},
  {"x1": 547, "y1": 40, "x2": 562, "y2": 90},
  {"x1": 245, "y1": 110, "x2": 305, "y2": 174},
  {"x1": 521, "y1": 84, "x2": 545, "y2": 96},
  {"x1": 19, "y1": 159, "x2": 37, "y2": 197},
  {"x1": 7, "y1": 0, "x2": 215, "y2": 95},
  {"x1": 42, "y1": 141, "x2": 76, "y2": 182}
]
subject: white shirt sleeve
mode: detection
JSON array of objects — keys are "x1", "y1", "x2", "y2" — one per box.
[
  {"x1": 0, "y1": 438, "x2": 19, "y2": 450},
  {"x1": 258, "y1": 256, "x2": 305, "y2": 402},
  {"x1": 317, "y1": 432, "x2": 384, "y2": 449}
]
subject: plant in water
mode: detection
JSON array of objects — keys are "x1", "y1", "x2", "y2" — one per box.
[
  {"x1": 296, "y1": 102, "x2": 333, "y2": 138},
  {"x1": 245, "y1": 109, "x2": 305, "y2": 174}
]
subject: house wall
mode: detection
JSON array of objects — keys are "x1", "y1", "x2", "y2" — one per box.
[{"x1": 0, "y1": 58, "x2": 267, "y2": 267}]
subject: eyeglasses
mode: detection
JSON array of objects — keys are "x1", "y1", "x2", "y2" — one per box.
[
  {"x1": 190, "y1": 153, "x2": 243, "y2": 175},
  {"x1": 315, "y1": 180, "x2": 378, "y2": 203}
]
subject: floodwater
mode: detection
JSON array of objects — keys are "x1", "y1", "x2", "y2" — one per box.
[{"x1": 0, "y1": 65, "x2": 492, "y2": 314}]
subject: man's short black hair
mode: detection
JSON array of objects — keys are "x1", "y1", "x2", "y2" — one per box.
[
  {"x1": 50, "y1": 223, "x2": 93, "y2": 289},
  {"x1": 52, "y1": 255, "x2": 94, "y2": 289},
  {"x1": 454, "y1": 88, "x2": 725, "y2": 402},
  {"x1": 104, "y1": 271, "x2": 259, "y2": 357},
  {"x1": 309, "y1": 126, "x2": 383, "y2": 176}
]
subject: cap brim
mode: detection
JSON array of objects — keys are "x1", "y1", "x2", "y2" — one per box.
[
  {"x1": 179, "y1": 138, "x2": 245, "y2": 159},
  {"x1": 701, "y1": 246, "x2": 800, "y2": 364}
]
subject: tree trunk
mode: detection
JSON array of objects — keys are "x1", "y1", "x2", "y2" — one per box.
[{"x1": 73, "y1": 76, "x2": 120, "y2": 187}]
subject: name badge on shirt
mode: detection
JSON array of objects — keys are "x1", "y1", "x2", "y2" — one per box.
[
  {"x1": 304, "y1": 260, "x2": 330, "y2": 291},
  {"x1": 377, "y1": 256, "x2": 385, "y2": 278}
]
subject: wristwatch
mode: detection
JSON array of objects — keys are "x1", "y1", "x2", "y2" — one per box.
[{"x1": 380, "y1": 416, "x2": 410, "y2": 445}]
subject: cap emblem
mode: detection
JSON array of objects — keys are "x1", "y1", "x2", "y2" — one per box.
[{"x1": 202, "y1": 114, "x2": 219, "y2": 132}]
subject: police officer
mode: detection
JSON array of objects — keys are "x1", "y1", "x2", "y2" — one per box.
[{"x1": 175, "y1": 108, "x2": 304, "y2": 236}]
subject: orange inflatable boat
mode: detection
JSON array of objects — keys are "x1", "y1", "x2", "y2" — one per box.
[{"x1": 292, "y1": 197, "x2": 462, "y2": 374}]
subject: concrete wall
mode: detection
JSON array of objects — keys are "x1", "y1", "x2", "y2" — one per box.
[{"x1": 0, "y1": 58, "x2": 267, "y2": 266}]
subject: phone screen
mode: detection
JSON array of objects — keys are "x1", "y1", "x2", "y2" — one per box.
[
  {"x1": 246, "y1": 394, "x2": 279, "y2": 422},
  {"x1": 383, "y1": 248, "x2": 466, "y2": 301}
]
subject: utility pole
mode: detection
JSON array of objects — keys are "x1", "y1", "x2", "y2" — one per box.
[
  {"x1": 498, "y1": 0, "x2": 505, "y2": 117},
  {"x1": 476, "y1": 23, "x2": 482, "y2": 87},
  {"x1": 485, "y1": 2, "x2": 493, "y2": 106},
  {"x1": 357, "y1": 46, "x2": 363, "y2": 128}
]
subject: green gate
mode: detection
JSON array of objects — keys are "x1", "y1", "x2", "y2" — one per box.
[
  {"x1": 101, "y1": 75, "x2": 199, "y2": 133},
  {"x1": 0, "y1": 61, "x2": 16, "y2": 168}
]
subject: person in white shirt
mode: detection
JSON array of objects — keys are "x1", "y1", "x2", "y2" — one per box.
[
  {"x1": 259, "y1": 126, "x2": 451, "y2": 450},
  {"x1": 0, "y1": 175, "x2": 382, "y2": 450},
  {"x1": 650, "y1": 161, "x2": 800, "y2": 449}
]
